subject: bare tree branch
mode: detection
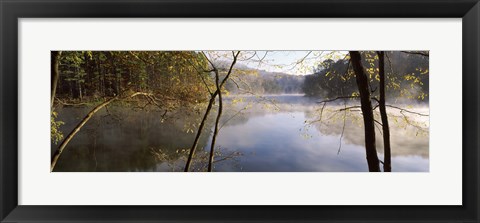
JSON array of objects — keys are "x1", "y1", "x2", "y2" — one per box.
[
  {"x1": 128, "y1": 51, "x2": 155, "y2": 65},
  {"x1": 374, "y1": 119, "x2": 383, "y2": 126},
  {"x1": 185, "y1": 51, "x2": 241, "y2": 172},
  {"x1": 55, "y1": 97, "x2": 89, "y2": 107},
  {"x1": 219, "y1": 106, "x2": 249, "y2": 132},
  {"x1": 400, "y1": 51, "x2": 429, "y2": 57},
  {"x1": 317, "y1": 96, "x2": 358, "y2": 104},
  {"x1": 386, "y1": 105, "x2": 429, "y2": 116},
  {"x1": 51, "y1": 92, "x2": 163, "y2": 171},
  {"x1": 338, "y1": 105, "x2": 361, "y2": 112},
  {"x1": 181, "y1": 53, "x2": 214, "y2": 95},
  {"x1": 238, "y1": 51, "x2": 257, "y2": 61},
  {"x1": 256, "y1": 51, "x2": 269, "y2": 63}
]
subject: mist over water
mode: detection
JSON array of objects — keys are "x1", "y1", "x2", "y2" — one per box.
[{"x1": 52, "y1": 95, "x2": 429, "y2": 172}]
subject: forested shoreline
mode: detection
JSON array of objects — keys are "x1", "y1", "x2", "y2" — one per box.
[
  {"x1": 52, "y1": 51, "x2": 428, "y2": 104},
  {"x1": 52, "y1": 51, "x2": 211, "y2": 105}
]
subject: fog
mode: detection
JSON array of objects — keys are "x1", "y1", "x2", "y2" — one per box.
[{"x1": 53, "y1": 95, "x2": 429, "y2": 172}]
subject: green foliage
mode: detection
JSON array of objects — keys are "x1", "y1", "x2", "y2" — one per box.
[
  {"x1": 303, "y1": 51, "x2": 429, "y2": 102},
  {"x1": 51, "y1": 110, "x2": 64, "y2": 144},
  {"x1": 303, "y1": 59, "x2": 357, "y2": 98},
  {"x1": 55, "y1": 51, "x2": 211, "y2": 104}
]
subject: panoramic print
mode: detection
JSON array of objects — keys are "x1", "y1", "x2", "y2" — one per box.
[{"x1": 50, "y1": 51, "x2": 429, "y2": 172}]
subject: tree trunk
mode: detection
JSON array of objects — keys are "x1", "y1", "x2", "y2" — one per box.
[
  {"x1": 377, "y1": 51, "x2": 392, "y2": 172},
  {"x1": 83, "y1": 52, "x2": 92, "y2": 97},
  {"x1": 95, "y1": 54, "x2": 103, "y2": 96},
  {"x1": 208, "y1": 70, "x2": 223, "y2": 172},
  {"x1": 115, "y1": 68, "x2": 120, "y2": 96},
  {"x1": 184, "y1": 94, "x2": 217, "y2": 172},
  {"x1": 99, "y1": 55, "x2": 106, "y2": 96},
  {"x1": 184, "y1": 51, "x2": 240, "y2": 172},
  {"x1": 349, "y1": 51, "x2": 380, "y2": 172},
  {"x1": 69, "y1": 80, "x2": 73, "y2": 99},
  {"x1": 78, "y1": 80, "x2": 83, "y2": 101},
  {"x1": 51, "y1": 51, "x2": 62, "y2": 108}
]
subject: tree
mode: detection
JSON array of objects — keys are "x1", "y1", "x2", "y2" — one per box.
[
  {"x1": 184, "y1": 51, "x2": 240, "y2": 172},
  {"x1": 52, "y1": 50, "x2": 428, "y2": 172},
  {"x1": 51, "y1": 51, "x2": 213, "y2": 171},
  {"x1": 306, "y1": 51, "x2": 429, "y2": 172},
  {"x1": 303, "y1": 58, "x2": 355, "y2": 98},
  {"x1": 51, "y1": 51, "x2": 65, "y2": 147},
  {"x1": 377, "y1": 51, "x2": 391, "y2": 172},
  {"x1": 349, "y1": 51, "x2": 380, "y2": 172},
  {"x1": 51, "y1": 51, "x2": 62, "y2": 108},
  {"x1": 51, "y1": 92, "x2": 167, "y2": 171}
]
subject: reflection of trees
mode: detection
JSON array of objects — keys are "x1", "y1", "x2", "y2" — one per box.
[
  {"x1": 219, "y1": 96, "x2": 320, "y2": 128},
  {"x1": 149, "y1": 147, "x2": 188, "y2": 172},
  {"x1": 304, "y1": 104, "x2": 429, "y2": 158},
  {"x1": 150, "y1": 147, "x2": 243, "y2": 172},
  {"x1": 53, "y1": 96, "x2": 429, "y2": 172},
  {"x1": 53, "y1": 98, "x2": 302, "y2": 172},
  {"x1": 304, "y1": 51, "x2": 429, "y2": 172},
  {"x1": 53, "y1": 106, "x2": 212, "y2": 172}
]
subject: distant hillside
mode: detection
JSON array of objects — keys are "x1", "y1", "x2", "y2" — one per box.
[{"x1": 224, "y1": 68, "x2": 305, "y2": 95}]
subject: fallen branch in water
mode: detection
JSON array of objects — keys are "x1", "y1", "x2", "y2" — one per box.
[
  {"x1": 50, "y1": 92, "x2": 163, "y2": 172},
  {"x1": 55, "y1": 97, "x2": 90, "y2": 107}
]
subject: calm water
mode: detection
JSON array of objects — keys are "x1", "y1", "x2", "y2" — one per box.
[{"x1": 52, "y1": 95, "x2": 429, "y2": 172}]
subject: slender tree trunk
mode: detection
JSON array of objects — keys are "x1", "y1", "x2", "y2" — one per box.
[
  {"x1": 51, "y1": 51, "x2": 62, "y2": 108},
  {"x1": 377, "y1": 51, "x2": 392, "y2": 172},
  {"x1": 115, "y1": 68, "x2": 120, "y2": 96},
  {"x1": 69, "y1": 81, "x2": 74, "y2": 99},
  {"x1": 184, "y1": 51, "x2": 240, "y2": 172},
  {"x1": 96, "y1": 54, "x2": 103, "y2": 96},
  {"x1": 208, "y1": 70, "x2": 223, "y2": 172},
  {"x1": 78, "y1": 80, "x2": 83, "y2": 101},
  {"x1": 184, "y1": 94, "x2": 217, "y2": 172},
  {"x1": 349, "y1": 51, "x2": 380, "y2": 172},
  {"x1": 83, "y1": 52, "x2": 92, "y2": 97}
]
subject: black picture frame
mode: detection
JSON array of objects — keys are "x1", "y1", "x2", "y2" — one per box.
[{"x1": 1, "y1": 0, "x2": 479, "y2": 222}]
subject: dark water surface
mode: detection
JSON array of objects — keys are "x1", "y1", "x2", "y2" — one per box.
[{"x1": 52, "y1": 95, "x2": 429, "y2": 172}]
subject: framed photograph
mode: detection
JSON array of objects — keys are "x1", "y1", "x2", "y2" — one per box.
[{"x1": 1, "y1": 0, "x2": 479, "y2": 222}]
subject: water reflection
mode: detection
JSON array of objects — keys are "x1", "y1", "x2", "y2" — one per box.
[{"x1": 52, "y1": 95, "x2": 429, "y2": 172}]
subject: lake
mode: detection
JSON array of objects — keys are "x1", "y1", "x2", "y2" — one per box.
[{"x1": 52, "y1": 95, "x2": 429, "y2": 172}]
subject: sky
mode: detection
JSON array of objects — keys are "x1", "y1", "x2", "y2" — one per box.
[{"x1": 206, "y1": 51, "x2": 348, "y2": 75}]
